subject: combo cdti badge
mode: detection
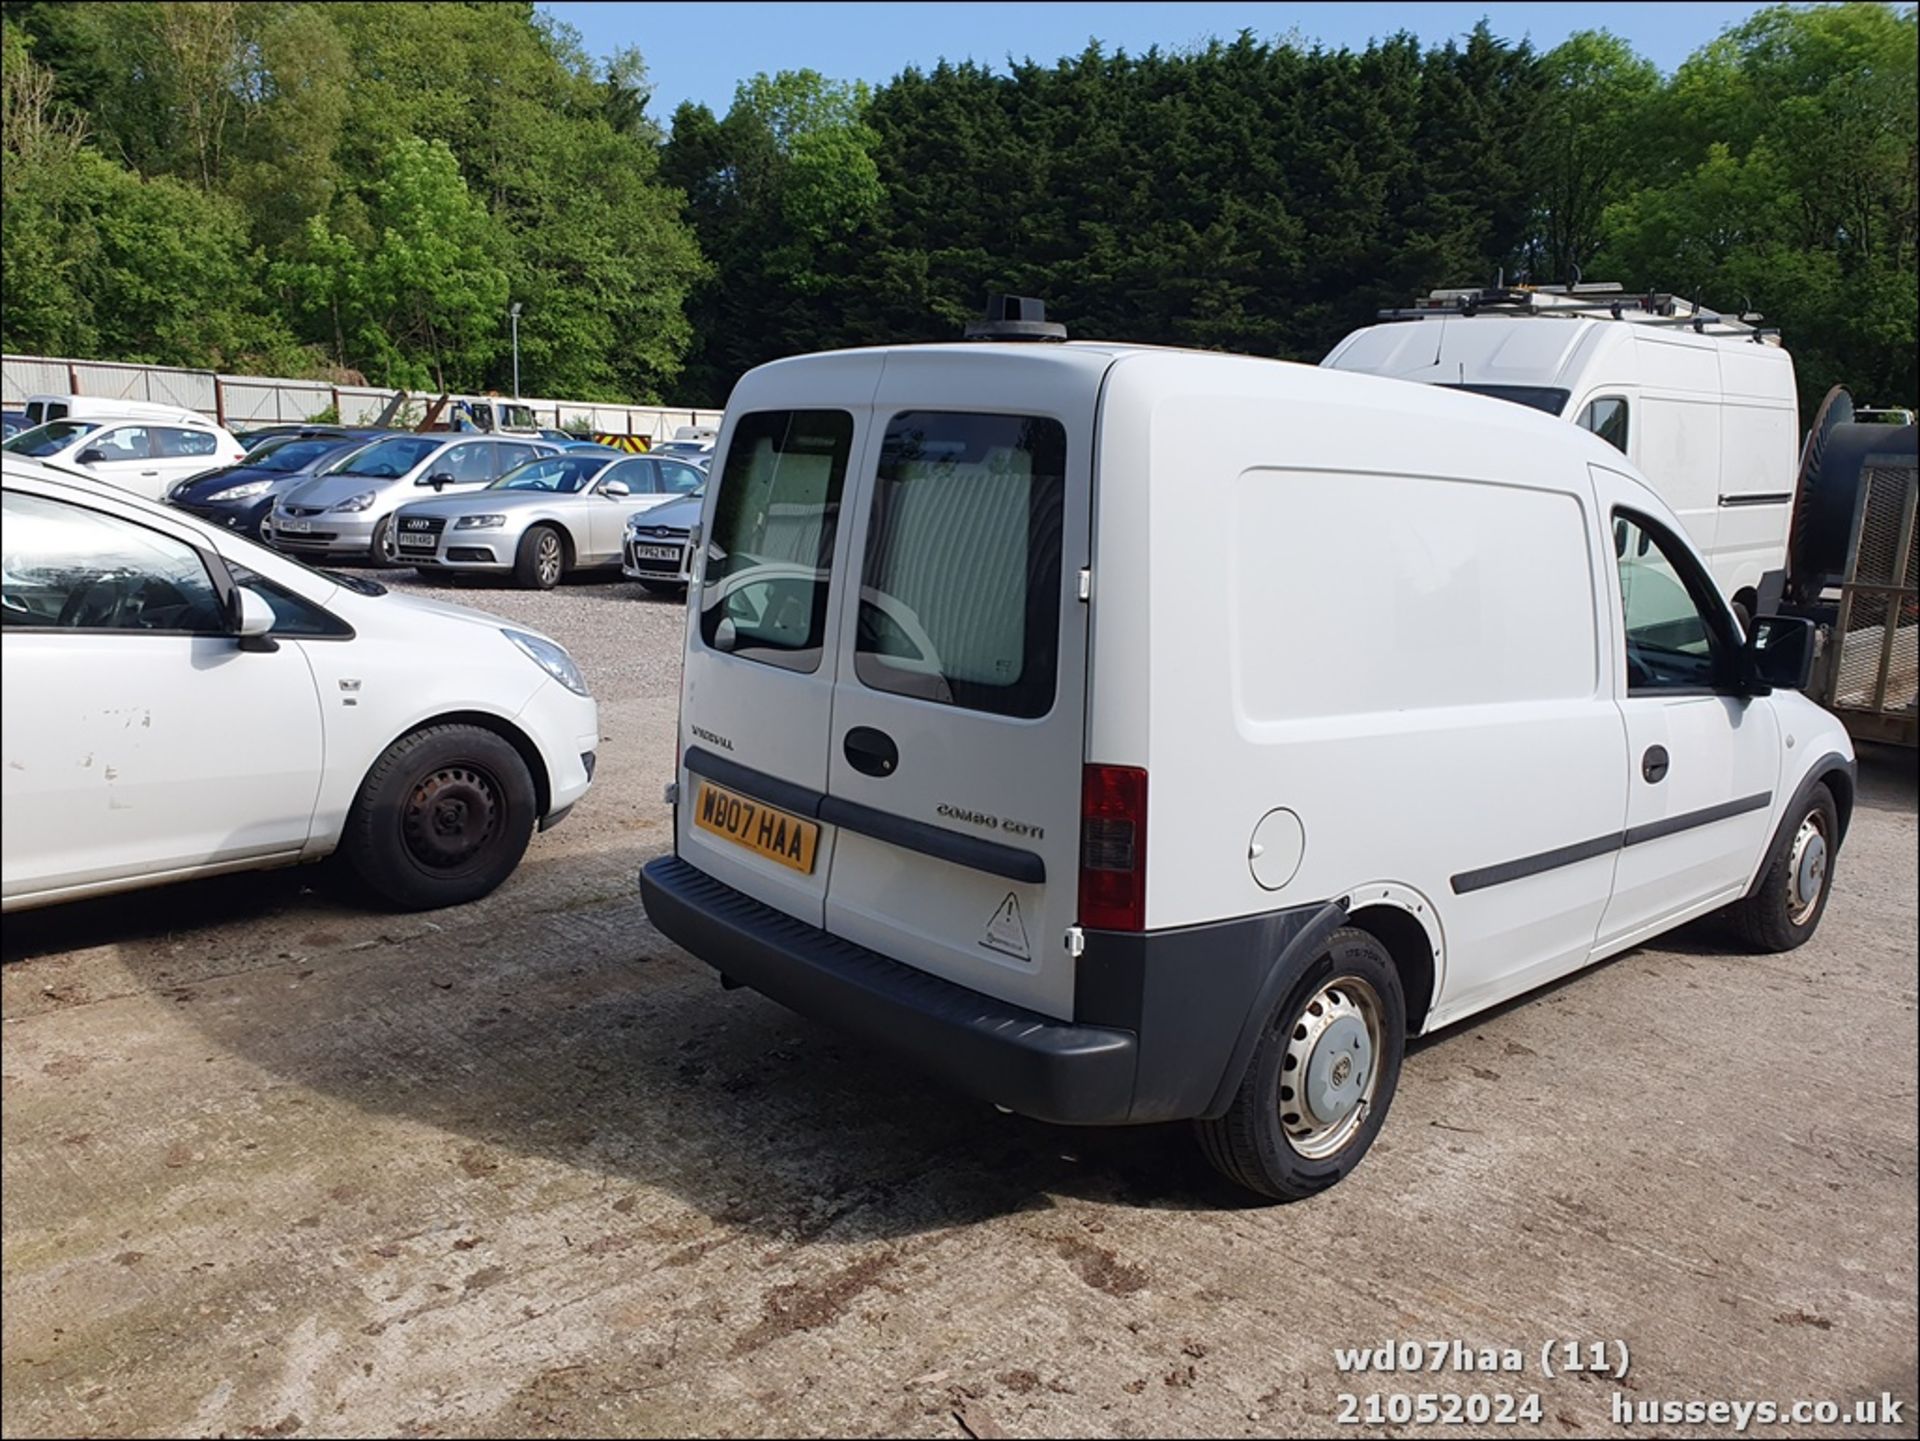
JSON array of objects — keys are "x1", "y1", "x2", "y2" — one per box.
[{"x1": 638, "y1": 297, "x2": 1856, "y2": 1202}]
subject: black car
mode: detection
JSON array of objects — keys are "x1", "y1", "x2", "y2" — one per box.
[
  {"x1": 166, "y1": 433, "x2": 380, "y2": 537},
  {"x1": 234, "y1": 422, "x2": 386, "y2": 453}
]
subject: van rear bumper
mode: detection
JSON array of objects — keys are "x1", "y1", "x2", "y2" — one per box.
[{"x1": 639, "y1": 855, "x2": 1138, "y2": 1125}]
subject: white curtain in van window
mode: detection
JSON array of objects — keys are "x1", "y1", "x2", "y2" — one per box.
[{"x1": 870, "y1": 452, "x2": 1030, "y2": 688}]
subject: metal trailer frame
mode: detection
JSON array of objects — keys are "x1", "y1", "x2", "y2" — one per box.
[{"x1": 1819, "y1": 450, "x2": 1919, "y2": 746}]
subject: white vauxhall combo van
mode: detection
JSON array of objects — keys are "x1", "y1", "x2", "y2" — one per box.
[{"x1": 639, "y1": 298, "x2": 1856, "y2": 1201}]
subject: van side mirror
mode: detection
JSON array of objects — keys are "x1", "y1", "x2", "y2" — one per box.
[
  {"x1": 76, "y1": 448, "x2": 105, "y2": 465},
  {"x1": 1743, "y1": 614, "x2": 1814, "y2": 693}
]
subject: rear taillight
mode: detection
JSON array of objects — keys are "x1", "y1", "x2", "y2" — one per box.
[{"x1": 1079, "y1": 764, "x2": 1147, "y2": 931}]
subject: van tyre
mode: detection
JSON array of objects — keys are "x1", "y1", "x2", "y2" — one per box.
[
  {"x1": 343, "y1": 724, "x2": 537, "y2": 910},
  {"x1": 1196, "y1": 927, "x2": 1406, "y2": 1201},
  {"x1": 515, "y1": 525, "x2": 565, "y2": 589},
  {"x1": 1726, "y1": 783, "x2": 1837, "y2": 952}
]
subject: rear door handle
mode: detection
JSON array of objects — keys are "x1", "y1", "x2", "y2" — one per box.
[
  {"x1": 1642, "y1": 745, "x2": 1670, "y2": 784},
  {"x1": 843, "y1": 726, "x2": 899, "y2": 778}
]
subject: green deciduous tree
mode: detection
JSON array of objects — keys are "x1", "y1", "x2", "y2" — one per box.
[{"x1": 1596, "y1": 2, "x2": 1918, "y2": 412}]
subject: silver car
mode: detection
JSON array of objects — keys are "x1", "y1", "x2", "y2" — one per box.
[
  {"x1": 391, "y1": 451, "x2": 707, "y2": 588},
  {"x1": 266, "y1": 433, "x2": 559, "y2": 563},
  {"x1": 621, "y1": 486, "x2": 706, "y2": 594}
]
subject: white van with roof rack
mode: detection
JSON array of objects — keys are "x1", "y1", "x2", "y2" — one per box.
[
  {"x1": 1321, "y1": 283, "x2": 1801, "y2": 626},
  {"x1": 23, "y1": 393, "x2": 207, "y2": 427},
  {"x1": 639, "y1": 296, "x2": 1856, "y2": 1201}
]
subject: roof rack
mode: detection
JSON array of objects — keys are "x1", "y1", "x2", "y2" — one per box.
[{"x1": 1376, "y1": 280, "x2": 1781, "y2": 344}]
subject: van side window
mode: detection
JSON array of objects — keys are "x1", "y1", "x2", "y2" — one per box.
[
  {"x1": 1614, "y1": 511, "x2": 1728, "y2": 693},
  {"x1": 1578, "y1": 397, "x2": 1629, "y2": 454},
  {"x1": 699, "y1": 410, "x2": 854, "y2": 673},
  {"x1": 854, "y1": 411, "x2": 1067, "y2": 719}
]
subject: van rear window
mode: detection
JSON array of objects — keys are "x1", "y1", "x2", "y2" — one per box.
[
  {"x1": 854, "y1": 411, "x2": 1067, "y2": 719},
  {"x1": 699, "y1": 410, "x2": 854, "y2": 673}
]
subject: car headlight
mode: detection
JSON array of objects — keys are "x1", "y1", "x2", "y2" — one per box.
[
  {"x1": 209, "y1": 479, "x2": 272, "y2": 501},
  {"x1": 455, "y1": 514, "x2": 507, "y2": 530},
  {"x1": 332, "y1": 491, "x2": 377, "y2": 513},
  {"x1": 503, "y1": 629, "x2": 589, "y2": 697}
]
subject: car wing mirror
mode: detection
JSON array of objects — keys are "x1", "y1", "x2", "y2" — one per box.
[
  {"x1": 230, "y1": 585, "x2": 279, "y2": 652},
  {"x1": 1744, "y1": 614, "x2": 1814, "y2": 694},
  {"x1": 421, "y1": 471, "x2": 455, "y2": 489},
  {"x1": 602, "y1": 480, "x2": 630, "y2": 498},
  {"x1": 76, "y1": 448, "x2": 106, "y2": 465}
]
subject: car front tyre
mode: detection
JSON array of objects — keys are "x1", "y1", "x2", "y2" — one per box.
[
  {"x1": 370, "y1": 513, "x2": 400, "y2": 567},
  {"x1": 1726, "y1": 782, "x2": 1838, "y2": 952},
  {"x1": 515, "y1": 525, "x2": 565, "y2": 590},
  {"x1": 1196, "y1": 926, "x2": 1406, "y2": 1202},
  {"x1": 342, "y1": 724, "x2": 537, "y2": 910}
]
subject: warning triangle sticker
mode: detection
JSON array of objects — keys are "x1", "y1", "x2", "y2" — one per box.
[{"x1": 980, "y1": 892, "x2": 1032, "y2": 960}]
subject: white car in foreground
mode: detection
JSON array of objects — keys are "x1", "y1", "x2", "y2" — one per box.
[{"x1": 1, "y1": 458, "x2": 599, "y2": 913}]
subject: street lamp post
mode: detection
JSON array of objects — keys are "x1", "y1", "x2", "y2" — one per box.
[{"x1": 509, "y1": 301, "x2": 522, "y2": 399}]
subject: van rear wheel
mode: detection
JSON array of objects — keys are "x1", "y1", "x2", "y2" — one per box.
[{"x1": 1195, "y1": 927, "x2": 1406, "y2": 1201}]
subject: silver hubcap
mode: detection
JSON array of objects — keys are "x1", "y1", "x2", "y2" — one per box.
[
  {"x1": 1280, "y1": 975, "x2": 1384, "y2": 1159},
  {"x1": 1787, "y1": 812, "x2": 1828, "y2": 926},
  {"x1": 537, "y1": 534, "x2": 561, "y2": 584}
]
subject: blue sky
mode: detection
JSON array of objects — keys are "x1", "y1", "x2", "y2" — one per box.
[{"x1": 540, "y1": 2, "x2": 1775, "y2": 121}]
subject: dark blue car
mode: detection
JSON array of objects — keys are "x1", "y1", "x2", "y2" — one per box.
[
  {"x1": 1, "y1": 410, "x2": 27, "y2": 440},
  {"x1": 166, "y1": 433, "x2": 381, "y2": 537}
]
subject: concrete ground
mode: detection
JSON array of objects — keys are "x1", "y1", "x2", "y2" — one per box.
[{"x1": 3, "y1": 571, "x2": 1915, "y2": 1440}]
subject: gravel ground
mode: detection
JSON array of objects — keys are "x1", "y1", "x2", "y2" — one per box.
[{"x1": 2, "y1": 565, "x2": 1915, "y2": 1439}]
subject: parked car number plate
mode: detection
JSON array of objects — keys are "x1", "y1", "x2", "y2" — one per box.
[
  {"x1": 397, "y1": 531, "x2": 437, "y2": 549},
  {"x1": 278, "y1": 517, "x2": 311, "y2": 533},
  {"x1": 692, "y1": 780, "x2": 819, "y2": 874},
  {"x1": 634, "y1": 544, "x2": 682, "y2": 562}
]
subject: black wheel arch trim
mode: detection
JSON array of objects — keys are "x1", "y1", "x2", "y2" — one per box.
[
  {"x1": 1744, "y1": 752, "x2": 1855, "y2": 898},
  {"x1": 1199, "y1": 898, "x2": 1351, "y2": 1119}
]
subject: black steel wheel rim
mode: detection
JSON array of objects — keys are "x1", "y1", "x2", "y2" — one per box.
[{"x1": 401, "y1": 763, "x2": 502, "y2": 872}]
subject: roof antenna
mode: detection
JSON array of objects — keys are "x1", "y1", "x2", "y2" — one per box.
[
  {"x1": 1432, "y1": 312, "x2": 1447, "y2": 367},
  {"x1": 1569, "y1": 263, "x2": 1583, "y2": 292}
]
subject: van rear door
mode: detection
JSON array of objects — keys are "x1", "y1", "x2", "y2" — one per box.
[
  {"x1": 818, "y1": 349, "x2": 1102, "y2": 1022},
  {"x1": 675, "y1": 352, "x2": 885, "y2": 927}
]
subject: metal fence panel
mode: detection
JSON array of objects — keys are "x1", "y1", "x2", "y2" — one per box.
[{"x1": 2, "y1": 352, "x2": 721, "y2": 437}]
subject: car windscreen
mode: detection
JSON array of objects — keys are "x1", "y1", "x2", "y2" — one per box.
[
  {"x1": 251, "y1": 438, "x2": 359, "y2": 474},
  {"x1": 1434, "y1": 383, "x2": 1571, "y2": 415},
  {"x1": 3, "y1": 420, "x2": 101, "y2": 457},
  {"x1": 326, "y1": 435, "x2": 441, "y2": 478},
  {"x1": 490, "y1": 455, "x2": 605, "y2": 493}
]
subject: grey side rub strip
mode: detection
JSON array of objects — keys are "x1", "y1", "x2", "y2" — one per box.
[
  {"x1": 1622, "y1": 790, "x2": 1773, "y2": 846},
  {"x1": 1450, "y1": 791, "x2": 1772, "y2": 895}
]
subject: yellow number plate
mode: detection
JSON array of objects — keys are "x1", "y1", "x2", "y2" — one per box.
[{"x1": 692, "y1": 780, "x2": 820, "y2": 874}]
